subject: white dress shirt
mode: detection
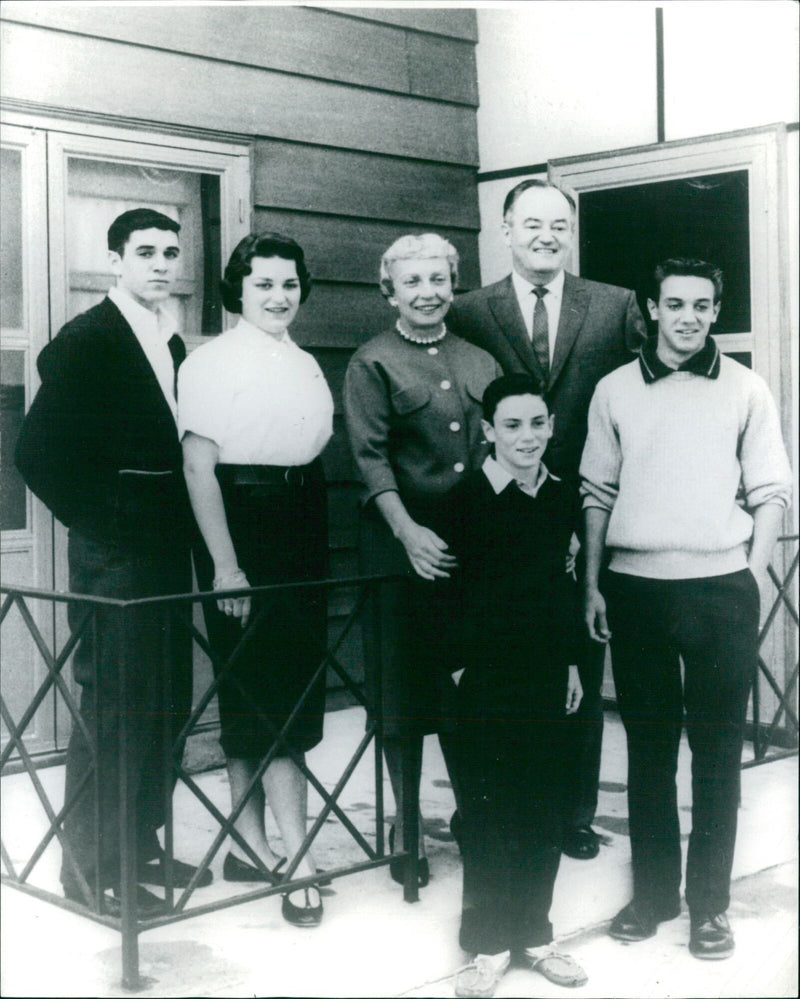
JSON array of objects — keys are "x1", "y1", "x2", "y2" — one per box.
[
  {"x1": 108, "y1": 285, "x2": 178, "y2": 420},
  {"x1": 177, "y1": 318, "x2": 333, "y2": 466},
  {"x1": 511, "y1": 269, "x2": 565, "y2": 364}
]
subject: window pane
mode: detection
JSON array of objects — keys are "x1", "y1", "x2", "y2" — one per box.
[
  {"x1": 0, "y1": 147, "x2": 23, "y2": 329},
  {"x1": 1, "y1": 350, "x2": 26, "y2": 530},
  {"x1": 579, "y1": 170, "x2": 751, "y2": 335},
  {"x1": 65, "y1": 158, "x2": 222, "y2": 335}
]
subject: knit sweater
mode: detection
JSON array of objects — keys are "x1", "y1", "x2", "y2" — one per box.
[{"x1": 580, "y1": 354, "x2": 792, "y2": 579}]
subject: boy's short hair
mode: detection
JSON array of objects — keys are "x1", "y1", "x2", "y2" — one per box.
[
  {"x1": 651, "y1": 258, "x2": 724, "y2": 303},
  {"x1": 482, "y1": 373, "x2": 547, "y2": 424},
  {"x1": 107, "y1": 208, "x2": 180, "y2": 255}
]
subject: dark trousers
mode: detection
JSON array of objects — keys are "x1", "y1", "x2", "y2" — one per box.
[
  {"x1": 60, "y1": 528, "x2": 192, "y2": 895},
  {"x1": 456, "y1": 664, "x2": 566, "y2": 955},
  {"x1": 605, "y1": 568, "x2": 759, "y2": 919}
]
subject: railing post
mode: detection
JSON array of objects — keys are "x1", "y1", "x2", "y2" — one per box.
[
  {"x1": 117, "y1": 600, "x2": 140, "y2": 991},
  {"x1": 401, "y1": 734, "x2": 419, "y2": 904},
  {"x1": 92, "y1": 605, "x2": 103, "y2": 914},
  {"x1": 372, "y1": 580, "x2": 385, "y2": 858},
  {"x1": 751, "y1": 649, "x2": 763, "y2": 761},
  {"x1": 161, "y1": 602, "x2": 175, "y2": 910}
]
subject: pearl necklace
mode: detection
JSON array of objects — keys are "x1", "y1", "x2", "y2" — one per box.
[{"x1": 395, "y1": 319, "x2": 447, "y2": 345}]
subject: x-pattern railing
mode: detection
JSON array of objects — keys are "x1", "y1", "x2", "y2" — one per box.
[
  {"x1": 745, "y1": 535, "x2": 799, "y2": 768},
  {"x1": 1, "y1": 574, "x2": 419, "y2": 989}
]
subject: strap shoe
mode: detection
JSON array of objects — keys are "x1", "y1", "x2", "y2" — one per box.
[
  {"x1": 281, "y1": 886, "x2": 323, "y2": 927},
  {"x1": 222, "y1": 852, "x2": 286, "y2": 885}
]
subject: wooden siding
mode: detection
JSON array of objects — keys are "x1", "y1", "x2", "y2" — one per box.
[
  {"x1": 253, "y1": 210, "x2": 481, "y2": 288},
  {"x1": 0, "y1": 4, "x2": 477, "y2": 105},
  {"x1": 0, "y1": 22, "x2": 477, "y2": 163},
  {"x1": 253, "y1": 141, "x2": 480, "y2": 228},
  {"x1": 1, "y1": 4, "x2": 480, "y2": 693},
  {"x1": 329, "y1": 7, "x2": 478, "y2": 41}
]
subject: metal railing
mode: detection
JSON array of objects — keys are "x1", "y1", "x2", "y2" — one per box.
[
  {"x1": 1, "y1": 573, "x2": 420, "y2": 990},
  {"x1": 744, "y1": 534, "x2": 799, "y2": 768},
  {"x1": 3, "y1": 539, "x2": 797, "y2": 987}
]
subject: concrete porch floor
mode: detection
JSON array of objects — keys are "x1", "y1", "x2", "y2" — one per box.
[{"x1": 1, "y1": 707, "x2": 797, "y2": 998}]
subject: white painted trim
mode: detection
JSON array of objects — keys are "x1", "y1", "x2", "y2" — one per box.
[
  {"x1": 0, "y1": 122, "x2": 54, "y2": 753},
  {"x1": 549, "y1": 126, "x2": 788, "y2": 408}
]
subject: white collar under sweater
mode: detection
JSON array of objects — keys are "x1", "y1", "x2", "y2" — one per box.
[{"x1": 482, "y1": 454, "x2": 558, "y2": 498}]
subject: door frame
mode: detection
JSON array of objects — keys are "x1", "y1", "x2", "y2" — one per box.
[
  {"x1": 549, "y1": 124, "x2": 791, "y2": 424},
  {"x1": 0, "y1": 123, "x2": 55, "y2": 754},
  {"x1": 1, "y1": 110, "x2": 252, "y2": 754}
]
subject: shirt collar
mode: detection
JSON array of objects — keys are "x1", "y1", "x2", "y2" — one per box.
[
  {"x1": 234, "y1": 316, "x2": 292, "y2": 345},
  {"x1": 482, "y1": 454, "x2": 558, "y2": 498},
  {"x1": 108, "y1": 285, "x2": 176, "y2": 341},
  {"x1": 512, "y1": 267, "x2": 565, "y2": 303},
  {"x1": 638, "y1": 334, "x2": 721, "y2": 384}
]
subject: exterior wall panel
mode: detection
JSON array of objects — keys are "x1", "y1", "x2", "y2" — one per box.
[
  {"x1": 1, "y1": 22, "x2": 478, "y2": 164},
  {"x1": 252, "y1": 209, "x2": 480, "y2": 288},
  {"x1": 0, "y1": 5, "x2": 480, "y2": 703},
  {"x1": 254, "y1": 141, "x2": 479, "y2": 227},
  {"x1": 1, "y1": 3, "x2": 478, "y2": 105}
]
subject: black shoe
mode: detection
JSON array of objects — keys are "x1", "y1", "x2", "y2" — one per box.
[
  {"x1": 281, "y1": 887, "x2": 323, "y2": 927},
  {"x1": 689, "y1": 912, "x2": 734, "y2": 960},
  {"x1": 562, "y1": 825, "x2": 600, "y2": 860},
  {"x1": 609, "y1": 900, "x2": 680, "y2": 942},
  {"x1": 388, "y1": 825, "x2": 430, "y2": 888},
  {"x1": 139, "y1": 853, "x2": 213, "y2": 888},
  {"x1": 64, "y1": 882, "x2": 167, "y2": 919},
  {"x1": 222, "y1": 852, "x2": 286, "y2": 885}
]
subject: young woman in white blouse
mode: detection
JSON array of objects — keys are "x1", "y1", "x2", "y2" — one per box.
[{"x1": 179, "y1": 233, "x2": 333, "y2": 927}]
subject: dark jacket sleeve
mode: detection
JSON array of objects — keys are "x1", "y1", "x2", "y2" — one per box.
[
  {"x1": 623, "y1": 288, "x2": 648, "y2": 353},
  {"x1": 15, "y1": 326, "x2": 113, "y2": 530}
]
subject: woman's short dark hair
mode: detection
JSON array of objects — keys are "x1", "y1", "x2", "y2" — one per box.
[
  {"x1": 220, "y1": 232, "x2": 312, "y2": 313},
  {"x1": 482, "y1": 373, "x2": 547, "y2": 424}
]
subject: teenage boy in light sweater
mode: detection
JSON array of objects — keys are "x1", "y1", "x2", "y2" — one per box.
[{"x1": 580, "y1": 258, "x2": 792, "y2": 961}]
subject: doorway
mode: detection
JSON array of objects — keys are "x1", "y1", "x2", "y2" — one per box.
[{"x1": 0, "y1": 115, "x2": 250, "y2": 756}]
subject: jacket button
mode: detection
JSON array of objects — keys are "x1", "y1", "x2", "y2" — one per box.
[
  {"x1": 453, "y1": 462, "x2": 465, "y2": 473},
  {"x1": 450, "y1": 421, "x2": 461, "y2": 432},
  {"x1": 440, "y1": 380, "x2": 451, "y2": 390}
]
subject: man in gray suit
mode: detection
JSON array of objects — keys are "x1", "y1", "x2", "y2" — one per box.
[{"x1": 449, "y1": 179, "x2": 647, "y2": 860}]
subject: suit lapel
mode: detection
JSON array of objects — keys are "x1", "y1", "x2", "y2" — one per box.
[
  {"x1": 488, "y1": 276, "x2": 547, "y2": 380},
  {"x1": 550, "y1": 273, "x2": 590, "y2": 387}
]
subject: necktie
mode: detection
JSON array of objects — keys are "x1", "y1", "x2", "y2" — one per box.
[
  {"x1": 531, "y1": 286, "x2": 549, "y2": 379},
  {"x1": 167, "y1": 333, "x2": 185, "y2": 399}
]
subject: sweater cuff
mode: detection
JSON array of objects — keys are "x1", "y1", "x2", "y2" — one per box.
[
  {"x1": 746, "y1": 487, "x2": 791, "y2": 511},
  {"x1": 581, "y1": 492, "x2": 615, "y2": 512}
]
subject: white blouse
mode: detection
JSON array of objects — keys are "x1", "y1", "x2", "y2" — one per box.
[{"x1": 177, "y1": 318, "x2": 333, "y2": 465}]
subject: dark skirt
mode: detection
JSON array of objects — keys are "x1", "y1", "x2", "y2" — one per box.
[
  {"x1": 194, "y1": 459, "x2": 328, "y2": 759},
  {"x1": 359, "y1": 503, "x2": 460, "y2": 738}
]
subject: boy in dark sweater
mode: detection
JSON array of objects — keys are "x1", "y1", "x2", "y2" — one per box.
[{"x1": 448, "y1": 374, "x2": 587, "y2": 997}]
